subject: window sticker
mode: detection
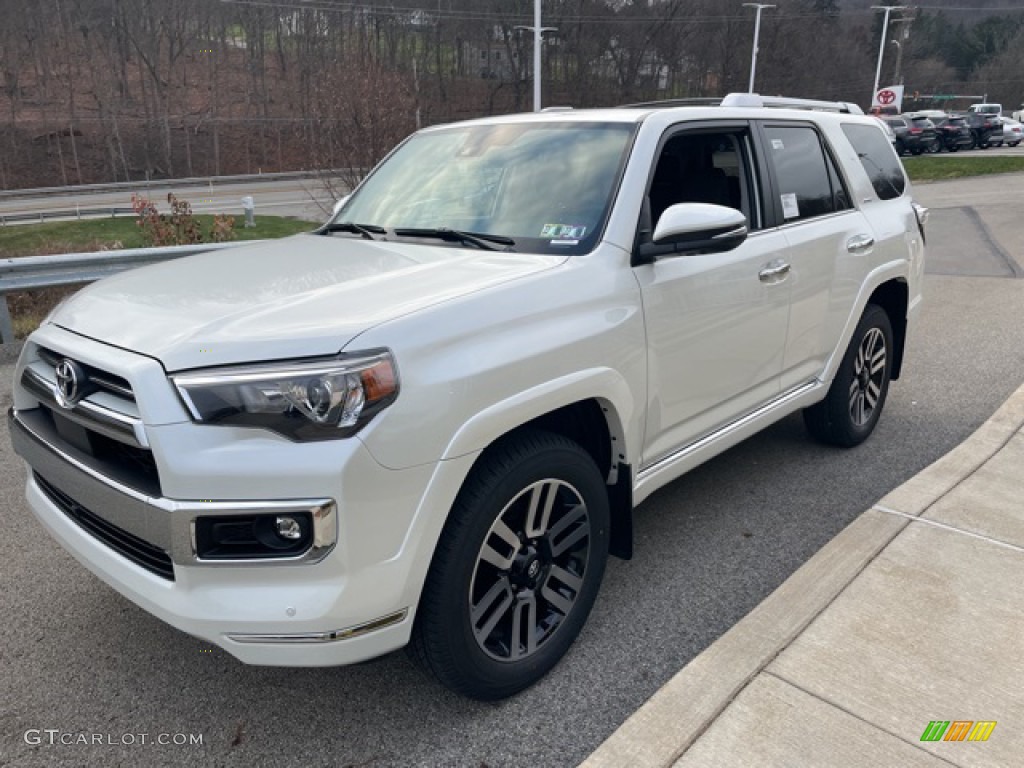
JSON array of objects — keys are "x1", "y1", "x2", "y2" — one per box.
[
  {"x1": 781, "y1": 193, "x2": 800, "y2": 219},
  {"x1": 772, "y1": 138, "x2": 785, "y2": 151},
  {"x1": 540, "y1": 223, "x2": 587, "y2": 240}
]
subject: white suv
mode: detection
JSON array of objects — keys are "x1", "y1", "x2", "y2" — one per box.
[{"x1": 9, "y1": 94, "x2": 925, "y2": 700}]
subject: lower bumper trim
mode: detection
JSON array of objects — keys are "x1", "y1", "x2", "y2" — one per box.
[{"x1": 225, "y1": 609, "x2": 409, "y2": 645}]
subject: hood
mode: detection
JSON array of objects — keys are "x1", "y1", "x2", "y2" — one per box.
[{"x1": 52, "y1": 234, "x2": 564, "y2": 371}]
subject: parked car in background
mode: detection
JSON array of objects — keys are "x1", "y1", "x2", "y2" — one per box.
[
  {"x1": 964, "y1": 111, "x2": 1003, "y2": 149},
  {"x1": 931, "y1": 115, "x2": 973, "y2": 152},
  {"x1": 885, "y1": 116, "x2": 936, "y2": 155},
  {"x1": 967, "y1": 103, "x2": 1003, "y2": 117},
  {"x1": 1000, "y1": 117, "x2": 1022, "y2": 147},
  {"x1": 873, "y1": 116, "x2": 898, "y2": 149},
  {"x1": 1012, "y1": 105, "x2": 1024, "y2": 123}
]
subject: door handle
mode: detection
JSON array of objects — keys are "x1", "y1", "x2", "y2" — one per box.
[
  {"x1": 846, "y1": 234, "x2": 875, "y2": 253},
  {"x1": 758, "y1": 259, "x2": 791, "y2": 284}
]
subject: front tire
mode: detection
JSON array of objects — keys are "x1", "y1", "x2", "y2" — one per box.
[
  {"x1": 803, "y1": 304, "x2": 894, "y2": 447},
  {"x1": 409, "y1": 430, "x2": 610, "y2": 700}
]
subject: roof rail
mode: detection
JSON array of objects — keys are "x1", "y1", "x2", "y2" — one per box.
[
  {"x1": 618, "y1": 97, "x2": 723, "y2": 109},
  {"x1": 721, "y1": 93, "x2": 864, "y2": 115}
]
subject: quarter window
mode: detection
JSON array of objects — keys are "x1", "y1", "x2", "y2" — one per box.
[
  {"x1": 763, "y1": 125, "x2": 849, "y2": 222},
  {"x1": 841, "y1": 123, "x2": 907, "y2": 201}
]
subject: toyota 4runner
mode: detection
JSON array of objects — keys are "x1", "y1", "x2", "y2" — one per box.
[{"x1": 9, "y1": 93, "x2": 926, "y2": 700}]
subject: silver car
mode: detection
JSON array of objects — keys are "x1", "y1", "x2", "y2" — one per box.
[{"x1": 1001, "y1": 117, "x2": 1023, "y2": 147}]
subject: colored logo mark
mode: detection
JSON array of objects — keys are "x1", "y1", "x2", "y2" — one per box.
[{"x1": 920, "y1": 720, "x2": 996, "y2": 742}]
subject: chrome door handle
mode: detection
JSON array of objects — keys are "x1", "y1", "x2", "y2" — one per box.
[
  {"x1": 758, "y1": 259, "x2": 791, "y2": 284},
  {"x1": 846, "y1": 234, "x2": 875, "y2": 253}
]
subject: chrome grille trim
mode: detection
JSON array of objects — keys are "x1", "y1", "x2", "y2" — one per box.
[
  {"x1": 21, "y1": 365, "x2": 148, "y2": 449},
  {"x1": 37, "y1": 345, "x2": 136, "y2": 401}
]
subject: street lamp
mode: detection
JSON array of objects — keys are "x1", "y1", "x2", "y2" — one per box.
[
  {"x1": 743, "y1": 3, "x2": 776, "y2": 94},
  {"x1": 515, "y1": 0, "x2": 557, "y2": 112},
  {"x1": 871, "y1": 5, "x2": 907, "y2": 100},
  {"x1": 890, "y1": 39, "x2": 904, "y2": 85}
]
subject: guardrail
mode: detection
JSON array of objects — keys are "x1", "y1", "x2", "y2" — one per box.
[
  {"x1": 0, "y1": 241, "x2": 258, "y2": 344},
  {"x1": 0, "y1": 207, "x2": 136, "y2": 226},
  {"x1": 0, "y1": 169, "x2": 335, "y2": 201}
]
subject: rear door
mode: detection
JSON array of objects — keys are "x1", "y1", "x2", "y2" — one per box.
[{"x1": 756, "y1": 121, "x2": 875, "y2": 391}]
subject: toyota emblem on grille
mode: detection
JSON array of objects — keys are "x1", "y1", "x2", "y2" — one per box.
[{"x1": 54, "y1": 358, "x2": 86, "y2": 409}]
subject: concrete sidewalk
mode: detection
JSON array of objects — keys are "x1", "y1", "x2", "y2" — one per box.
[{"x1": 583, "y1": 380, "x2": 1024, "y2": 768}]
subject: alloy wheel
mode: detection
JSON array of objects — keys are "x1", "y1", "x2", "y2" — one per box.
[
  {"x1": 848, "y1": 327, "x2": 886, "y2": 427},
  {"x1": 469, "y1": 479, "x2": 591, "y2": 662}
]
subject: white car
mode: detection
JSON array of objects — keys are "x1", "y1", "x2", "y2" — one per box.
[{"x1": 9, "y1": 94, "x2": 926, "y2": 700}]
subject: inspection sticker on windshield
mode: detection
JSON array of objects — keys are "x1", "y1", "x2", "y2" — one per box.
[{"x1": 541, "y1": 223, "x2": 587, "y2": 241}]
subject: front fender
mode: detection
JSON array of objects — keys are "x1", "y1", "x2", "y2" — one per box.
[{"x1": 441, "y1": 367, "x2": 637, "y2": 466}]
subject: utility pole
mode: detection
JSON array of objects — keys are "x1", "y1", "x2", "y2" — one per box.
[
  {"x1": 743, "y1": 3, "x2": 776, "y2": 94},
  {"x1": 515, "y1": 0, "x2": 557, "y2": 111},
  {"x1": 871, "y1": 5, "x2": 907, "y2": 100}
]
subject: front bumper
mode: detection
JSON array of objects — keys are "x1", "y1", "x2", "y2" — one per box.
[
  {"x1": 10, "y1": 408, "x2": 338, "y2": 570},
  {"x1": 9, "y1": 406, "x2": 424, "y2": 665}
]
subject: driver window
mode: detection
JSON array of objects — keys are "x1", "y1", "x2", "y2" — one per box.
[{"x1": 644, "y1": 130, "x2": 758, "y2": 239}]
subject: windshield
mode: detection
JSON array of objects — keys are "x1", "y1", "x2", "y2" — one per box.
[{"x1": 333, "y1": 121, "x2": 636, "y2": 255}]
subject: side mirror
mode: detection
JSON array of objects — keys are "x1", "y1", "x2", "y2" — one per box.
[
  {"x1": 638, "y1": 203, "x2": 748, "y2": 263},
  {"x1": 331, "y1": 195, "x2": 350, "y2": 217}
]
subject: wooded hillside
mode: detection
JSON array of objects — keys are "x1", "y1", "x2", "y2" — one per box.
[{"x1": 1, "y1": 0, "x2": 1021, "y2": 189}]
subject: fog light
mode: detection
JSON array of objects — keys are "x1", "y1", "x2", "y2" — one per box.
[
  {"x1": 195, "y1": 512, "x2": 313, "y2": 560},
  {"x1": 275, "y1": 516, "x2": 303, "y2": 540}
]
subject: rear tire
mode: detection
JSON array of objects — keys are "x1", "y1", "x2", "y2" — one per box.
[
  {"x1": 803, "y1": 304, "x2": 893, "y2": 448},
  {"x1": 409, "y1": 429, "x2": 610, "y2": 700}
]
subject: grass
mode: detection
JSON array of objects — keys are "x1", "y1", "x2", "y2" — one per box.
[
  {"x1": 0, "y1": 215, "x2": 314, "y2": 258},
  {"x1": 2, "y1": 215, "x2": 316, "y2": 339},
  {"x1": 903, "y1": 155, "x2": 1024, "y2": 181}
]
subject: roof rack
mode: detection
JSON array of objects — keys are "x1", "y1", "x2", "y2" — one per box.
[{"x1": 720, "y1": 93, "x2": 864, "y2": 115}]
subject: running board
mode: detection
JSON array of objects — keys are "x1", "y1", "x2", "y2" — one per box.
[{"x1": 634, "y1": 381, "x2": 822, "y2": 505}]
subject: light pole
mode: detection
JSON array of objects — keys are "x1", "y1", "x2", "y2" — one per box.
[
  {"x1": 890, "y1": 40, "x2": 904, "y2": 85},
  {"x1": 871, "y1": 5, "x2": 907, "y2": 100},
  {"x1": 515, "y1": 0, "x2": 557, "y2": 111},
  {"x1": 743, "y1": 3, "x2": 776, "y2": 94}
]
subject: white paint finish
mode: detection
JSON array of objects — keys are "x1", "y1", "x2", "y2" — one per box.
[
  {"x1": 777, "y1": 210, "x2": 871, "y2": 390},
  {"x1": 635, "y1": 229, "x2": 792, "y2": 466},
  {"x1": 50, "y1": 233, "x2": 567, "y2": 372},
  {"x1": 12, "y1": 103, "x2": 925, "y2": 674}
]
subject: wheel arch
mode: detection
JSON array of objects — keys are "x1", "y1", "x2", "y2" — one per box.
[
  {"x1": 442, "y1": 374, "x2": 637, "y2": 561},
  {"x1": 464, "y1": 398, "x2": 635, "y2": 561}
]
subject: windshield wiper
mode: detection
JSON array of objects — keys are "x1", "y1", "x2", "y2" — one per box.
[
  {"x1": 392, "y1": 227, "x2": 515, "y2": 251},
  {"x1": 321, "y1": 221, "x2": 387, "y2": 240}
]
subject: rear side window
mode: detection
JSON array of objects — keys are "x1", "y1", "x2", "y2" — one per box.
[
  {"x1": 841, "y1": 123, "x2": 906, "y2": 201},
  {"x1": 762, "y1": 125, "x2": 850, "y2": 222}
]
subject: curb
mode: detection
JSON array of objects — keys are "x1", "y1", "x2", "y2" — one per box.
[{"x1": 581, "y1": 379, "x2": 1024, "y2": 768}]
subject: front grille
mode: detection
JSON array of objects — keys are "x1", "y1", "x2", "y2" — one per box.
[
  {"x1": 37, "y1": 346, "x2": 135, "y2": 401},
  {"x1": 34, "y1": 472, "x2": 175, "y2": 581},
  {"x1": 41, "y1": 406, "x2": 161, "y2": 497}
]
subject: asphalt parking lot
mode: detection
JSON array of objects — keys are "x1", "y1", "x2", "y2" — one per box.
[{"x1": 2, "y1": 176, "x2": 1024, "y2": 768}]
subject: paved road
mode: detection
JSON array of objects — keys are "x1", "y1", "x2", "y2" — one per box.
[
  {"x1": 0, "y1": 177, "x2": 334, "y2": 225},
  {"x1": 1, "y1": 177, "x2": 1023, "y2": 767}
]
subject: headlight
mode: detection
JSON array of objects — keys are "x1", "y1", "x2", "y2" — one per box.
[{"x1": 171, "y1": 350, "x2": 399, "y2": 441}]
